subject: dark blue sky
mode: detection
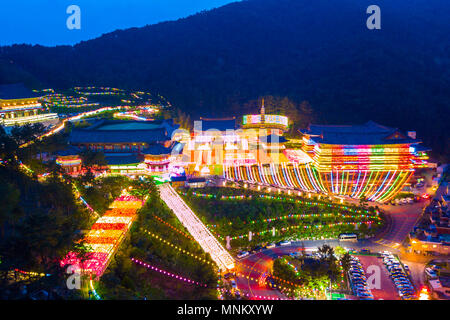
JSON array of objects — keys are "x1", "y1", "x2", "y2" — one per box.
[{"x1": 0, "y1": 0, "x2": 238, "y2": 46}]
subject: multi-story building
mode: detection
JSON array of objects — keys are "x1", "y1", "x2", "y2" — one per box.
[
  {"x1": 225, "y1": 121, "x2": 429, "y2": 202},
  {"x1": 56, "y1": 119, "x2": 182, "y2": 175},
  {"x1": 0, "y1": 83, "x2": 58, "y2": 126}
]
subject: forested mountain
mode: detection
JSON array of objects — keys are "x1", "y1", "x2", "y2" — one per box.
[{"x1": 0, "y1": 0, "x2": 449, "y2": 160}]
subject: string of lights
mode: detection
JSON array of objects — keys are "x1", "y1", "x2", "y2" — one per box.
[
  {"x1": 206, "y1": 212, "x2": 381, "y2": 229},
  {"x1": 151, "y1": 214, "x2": 194, "y2": 240},
  {"x1": 89, "y1": 276, "x2": 102, "y2": 300},
  {"x1": 180, "y1": 191, "x2": 370, "y2": 214},
  {"x1": 131, "y1": 258, "x2": 208, "y2": 287},
  {"x1": 209, "y1": 220, "x2": 378, "y2": 241},
  {"x1": 224, "y1": 162, "x2": 414, "y2": 202},
  {"x1": 143, "y1": 229, "x2": 214, "y2": 266},
  {"x1": 217, "y1": 288, "x2": 292, "y2": 300}
]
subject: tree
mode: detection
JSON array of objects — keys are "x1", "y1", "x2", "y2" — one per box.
[
  {"x1": 340, "y1": 252, "x2": 352, "y2": 289},
  {"x1": 359, "y1": 196, "x2": 368, "y2": 209},
  {"x1": 334, "y1": 246, "x2": 347, "y2": 258},
  {"x1": 0, "y1": 126, "x2": 19, "y2": 167},
  {"x1": 340, "y1": 252, "x2": 351, "y2": 276},
  {"x1": 0, "y1": 182, "x2": 20, "y2": 238},
  {"x1": 129, "y1": 176, "x2": 157, "y2": 200},
  {"x1": 79, "y1": 150, "x2": 107, "y2": 169},
  {"x1": 240, "y1": 96, "x2": 315, "y2": 136},
  {"x1": 317, "y1": 244, "x2": 336, "y2": 267}
]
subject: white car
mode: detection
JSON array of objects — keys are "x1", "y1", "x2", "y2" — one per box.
[
  {"x1": 237, "y1": 251, "x2": 249, "y2": 259},
  {"x1": 425, "y1": 268, "x2": 438, "y2": 278},
  {"x1": 279, "y1": 240, "x2": 291, "y2": 246}
]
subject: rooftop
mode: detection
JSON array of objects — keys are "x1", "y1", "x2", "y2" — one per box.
[
  {"x1": 69, "y1": 120, "x2": 177, "y2": 144},
  {"x1": 195, "y1": 117, "x2": 236, "y2": 132},
  {"x1": 259, "y1": 134, "x2": 288, "y2": 144},
  {"x1": 301, "y1": 121, "x2": 419, "y2": 145},
  {"x1": 141, "y1": 142, "x2": 183, "y2": 155},
  {"x1": 105, "y1": 154, "x2": 143, "y2": 165}
]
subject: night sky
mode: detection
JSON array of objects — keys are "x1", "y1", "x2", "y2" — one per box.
[{"x1": 0, "y1": 0, "x2": 238, "y2": 46}]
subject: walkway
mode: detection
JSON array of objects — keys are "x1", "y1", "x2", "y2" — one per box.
[
  {"x1": 159, "y1": 184, "x2": 235, "y2": 271},
  {"x1": 61, "y1": 194, "x2": 143, "y2": 277}
]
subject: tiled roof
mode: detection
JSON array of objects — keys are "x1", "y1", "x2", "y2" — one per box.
[
  {"x1": 88, "y1": 119, "x2": 179, "y2": 137},
  {"x1": 70, "y1": 127, "x2": 170, "y2": 144},
  {"x1": 56, "y1": 145, "x2": 81, "y2": 156},
  {"x1": 141, "y1": 142, "x2": 183, "y2": 155},
  {"x1": 105, "y1": 154, "x2": 143, "y2": 165},
  {"x1": 259, "y1": 134, "x2": 288, "y2": 143},
  {"x1": 302, "y1": 121, "x2": 418, "y2": 145},
  {"x1": 141, "y1": 144, "x2": 172, "y2": 155},
  {"x1": 0, "y1": 83, "x2": 42, "y2": 100},
  {"x1": 196, "y1": 117, "x2": 236, "y2": 131}
]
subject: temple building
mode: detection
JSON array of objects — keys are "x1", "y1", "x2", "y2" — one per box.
[
  {"x1": 241, "y1": 98, "x2": 289, "y2": 136},
  {"x1": 185, "y1": 102, "x2": 291, "y2": 176},
  {"x1": 56, "y1": 119, "x2": 182, "y2": 175},
  {"x1": 186, "y1": 117, "x2": 256, "y2": 175},
  {"x1": 0, "y1": 83, "x2": 58, "y2": 126},
  {"x1": 225, "y1": 121, "x2": 429, "y2": 202}
]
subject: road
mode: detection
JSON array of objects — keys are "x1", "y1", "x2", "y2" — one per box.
[
  {"x1": 199, "y1": 178, "x2": 435, "y2": 299},
  {"x1": 373, "y1": 202, "x2": 426, "y2": 248},
  {"x1": 233, "y1": 197, "x2": 427, "y2": 300}
]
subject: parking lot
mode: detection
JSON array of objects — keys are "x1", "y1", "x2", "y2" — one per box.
[{"x1": 355, "y1": 254, "x2": 412, "y2": 300}]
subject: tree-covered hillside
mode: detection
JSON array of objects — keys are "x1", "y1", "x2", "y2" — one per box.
[{"x1": 0, "y1": 0, "x2": 449, "y2": 160}]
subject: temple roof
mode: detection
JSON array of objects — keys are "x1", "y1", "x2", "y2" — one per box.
[
  {"x1": 56, "y1": 145, "x2": 81, "y2": 156},
  {"x1": 69, "y1": 120, "x2": 177, "y2": 144},
  {"x1": 141, "y1": 144, "x2": 172, "y2": 155},
  {"x1": 0, "y1": 83, "x2": 42, "y2": 100},
  {"x1": 301, "y1": 121, "x2": 419, "y2": 145},
  {"x1": 70, "y1": 128, "x2": 169, "y2": 144},
  {"x1": 196, "y1": 117, "x2": 236, "y2": 131},
  {"x1": 259, "y1": 134, "x2": 288, "y2": 144},
  {"x1": 105, "y1": 154, "x2": 143, "y2": 165}
]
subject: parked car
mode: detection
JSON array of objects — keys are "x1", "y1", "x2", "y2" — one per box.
[
  {"x1": 237, "y1": 251, "x2": 249, "y2": 259},
  {"x1": 279, "y1": 240, "x2": 291, "y2": 246},
  {"x1": 224, "y1": 272, "x2": 234, "y2": 280},
  {"x1": 266, "y1": 243, "x2": 276, "y2": 249},
  {"x1": 404, "y1": 265, "x2": 410, "y2": 275},
  {"x1": 425, "y1": 268, "x2": 438, "y2": 278},
  {"x1": 252, "y1": 245, "x2": 262, "y2": 253}
]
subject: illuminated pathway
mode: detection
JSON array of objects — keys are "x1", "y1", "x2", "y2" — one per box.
[
  {"x1": 19, "y1": 106, "x2": 127, "y2": 149},
  {"x1": 159, "y1": 184, "x2": 235, "y2": 271},
  {"x1": 61, "y1": 194, "x2": 143, "y2": 277}
]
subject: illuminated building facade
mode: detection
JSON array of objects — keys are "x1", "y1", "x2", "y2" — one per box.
[
  {"x1": 225, "y1": 121, "x2": 428, "y2": 202},
  {"x1": 186, "y1": 117, "x2": 256, "y2": 175},
  {"x1": 185, "y1": 102, "x2": 291, "y2": 176},
  {"x1": 0, "y1": 83, "x2": 58, "y2": 126},
  {"x1": 241, "y1": 98, "x2": 289, "y2": 135},
  {"x1": 56, "y1": 120, "x2": 182, "y2": 175}
]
